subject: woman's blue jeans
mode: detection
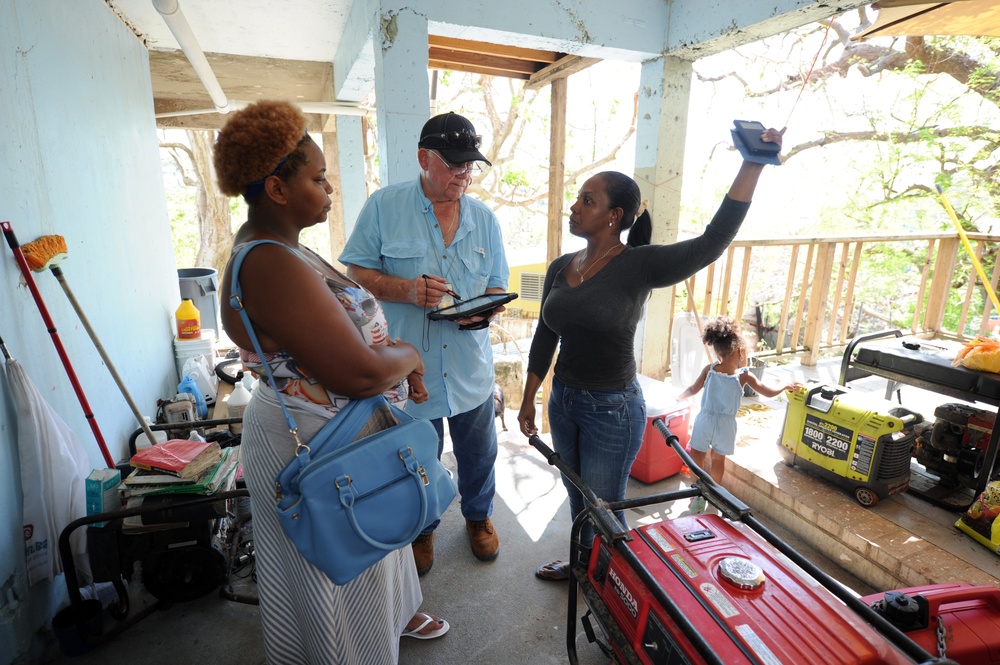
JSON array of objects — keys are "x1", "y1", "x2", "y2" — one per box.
[{"x1": 548, "y1": 375, "x2": 646, "y2": 548}]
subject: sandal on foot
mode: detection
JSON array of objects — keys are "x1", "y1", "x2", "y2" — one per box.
[
  {"x1": 535, "y1": 560, "x2": 570, "y2": 582},
  {"x1": 402, "y1": 612, "x2": 450, "y2": 640}
]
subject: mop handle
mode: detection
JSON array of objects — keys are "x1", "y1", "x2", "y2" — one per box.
[
  {"x1": 50, "y1": 266, "x2": 159, "y2": 448},
  {"x1": 936, "y1": 185, "x2": 1000, "y2": 316},
  {"x1": 1, "y1": 222, "x2": 116, "y2": 468}
]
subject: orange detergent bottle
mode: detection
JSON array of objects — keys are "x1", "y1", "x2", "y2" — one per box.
[{"x1": 175, "y1": 298, "x2": 201, "y2": 340}]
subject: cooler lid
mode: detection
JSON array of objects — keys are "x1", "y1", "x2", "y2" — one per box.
[{"x1": 637, "y1": 373, "x2": 687, "y2": 417}]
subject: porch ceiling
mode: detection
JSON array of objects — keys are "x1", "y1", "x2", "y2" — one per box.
[
  {"x1": 109, "y1": 1, "x2": 571, "y2": 130},
  {"x1": 149, "y1": 37, "x2": 581, "y2": 130}
]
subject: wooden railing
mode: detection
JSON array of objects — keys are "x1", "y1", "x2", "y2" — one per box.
[{"x1": 666, "y1": 231, "x2": 1000, "y2": 366}]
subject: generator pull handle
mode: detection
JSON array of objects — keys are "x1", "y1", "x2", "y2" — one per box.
[{"x1": 528, "y1": 434, "x2": 630, "y2": 542}]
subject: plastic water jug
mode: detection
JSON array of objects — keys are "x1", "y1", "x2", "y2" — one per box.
[
  {"x1": 181, "y1": 354, "x2": 218, "y2": 404},
  {"x1": 227, "y1": 379, "x2": 251, "y2": 434},
  {"x1": 137, "y1": 417, "x2": 169, "y2": 451},
  {"x1": 178, "y1": 374, "x2": 208, "y2": 419}
]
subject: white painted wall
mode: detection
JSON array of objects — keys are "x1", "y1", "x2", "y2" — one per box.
[{"x1": 0, "y1": 2, "x2": 180, "y2": 660}]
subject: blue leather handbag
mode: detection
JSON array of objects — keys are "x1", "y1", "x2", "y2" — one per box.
[{"x1": 229, "y1": 240, "x2": 456, "y2": 585}]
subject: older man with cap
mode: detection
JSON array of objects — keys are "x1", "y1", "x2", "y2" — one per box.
[{"x1": 340, "y1": 112, "x2": 510, "y2": 576}]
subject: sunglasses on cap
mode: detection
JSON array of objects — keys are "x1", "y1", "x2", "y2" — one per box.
[{"x1": 421, "y1": 129, "x2": 482, "y2": 150}]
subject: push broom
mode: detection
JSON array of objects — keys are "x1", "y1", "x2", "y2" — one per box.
[
  {"x1": 19, "y1": 233, "x2": 160, "y2": 449},
  {"x1": 2, "y1": 222, "x2": 115, "y2": 468},
  {"x1": 936, "y1": 184, "x2": 1000, "y2": 317}
]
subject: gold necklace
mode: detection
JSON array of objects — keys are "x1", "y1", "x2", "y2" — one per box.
[{"x1": 576, "y1": 243, "x2": 623, "y2": 281}]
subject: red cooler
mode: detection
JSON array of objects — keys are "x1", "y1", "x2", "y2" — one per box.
[{"x1": 631, "y1": 375, "x2": 691, "y2": 483}]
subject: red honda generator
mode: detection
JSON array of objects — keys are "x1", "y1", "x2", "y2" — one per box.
[{"x1": 528, "y1": 422, "x2": 980, "y2": 665}]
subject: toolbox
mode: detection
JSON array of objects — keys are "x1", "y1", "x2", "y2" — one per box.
[{"x1": 779, "y1": 384, "x2": 920, "y2": 507}]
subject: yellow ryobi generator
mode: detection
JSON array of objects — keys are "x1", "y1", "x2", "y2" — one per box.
[{"x1": 778, "y1": 385, "x2": 921, "y2": 507}]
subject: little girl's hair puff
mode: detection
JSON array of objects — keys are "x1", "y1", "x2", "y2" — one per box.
[
  {"x1": 213, "y1": 100, "x2": 311, "y2": 199},
  {"x1": 702, "y1": 316, "x2": 746, "y2": 358}
]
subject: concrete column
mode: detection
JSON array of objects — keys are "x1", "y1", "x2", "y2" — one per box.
[
  {"x1": 634, "y1": 56, "x2": 693, "y2": 378},
  {"x1": 371, "y1": 7, "x2": 430, "y2": 185},
  {"x1": 321, "y1": 127, "x2": 347, "y2": 266}
]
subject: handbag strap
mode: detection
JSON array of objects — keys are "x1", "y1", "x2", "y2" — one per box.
[{"x1": 228, "y1": 240, "x2": 312, "y2": 454}]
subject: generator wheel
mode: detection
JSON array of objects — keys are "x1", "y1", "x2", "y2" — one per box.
[{"x1": 854, "y1": 487, "x2": 879, "y2": 507}]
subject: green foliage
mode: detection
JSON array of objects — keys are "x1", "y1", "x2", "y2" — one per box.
[
  {"x1": 502, "y1": 168, "x2": 530, "y2": 189},
  {"x1": 167, "y1": 187, "x2": 197, "y2": 269}
]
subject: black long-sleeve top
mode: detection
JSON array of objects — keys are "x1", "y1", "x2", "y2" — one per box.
[{"x1": 526, "y1": 196, "x2": 751, "y2": 391}]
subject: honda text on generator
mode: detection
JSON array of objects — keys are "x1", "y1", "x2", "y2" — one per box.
[
  {"x1": 778, "y1": 384, "x2": 920, "y2": 507},
  {"x1": 527, "y1": 422, "x2": 974, "y2": 665}
]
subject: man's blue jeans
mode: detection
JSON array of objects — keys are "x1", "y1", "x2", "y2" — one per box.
[
  {"x1": 422, "y1": 395, "x2": 498, "y2": 533},
  {"x1": 548, "y1": 375, "x2": 646, "y2": 547}
]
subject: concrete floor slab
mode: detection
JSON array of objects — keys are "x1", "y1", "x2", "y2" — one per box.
[{"x1": 48, "y1": 355, "x2": 1000, "y2": 664}]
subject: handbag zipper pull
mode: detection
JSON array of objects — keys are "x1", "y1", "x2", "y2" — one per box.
[
  {"x1": 275, "y1": 481, "x2": 283, "y2": 500},
  {"x1": 418, "y1": 466, "x2": 430, "y2": 486}
]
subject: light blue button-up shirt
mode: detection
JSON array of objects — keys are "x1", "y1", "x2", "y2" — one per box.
[{"x1": 340, "y1": 178, "x2": 509, "y2": 420}]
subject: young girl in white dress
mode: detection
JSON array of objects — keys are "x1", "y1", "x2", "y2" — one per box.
[{"x1": 679, "y1": 317, "x2": 800, "y2": 513}]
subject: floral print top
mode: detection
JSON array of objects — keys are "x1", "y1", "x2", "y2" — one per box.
[{"x1": 234, "y1": 243, "x2": 408, "y2": 416}]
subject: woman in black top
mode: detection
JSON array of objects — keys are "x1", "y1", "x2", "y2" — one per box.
[{"x1": 518, "y1": 127, "x2": 784, "y2": 580}]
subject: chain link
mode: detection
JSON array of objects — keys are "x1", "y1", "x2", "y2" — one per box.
[{"x1": 936, "y1": 615, "x2": 947, "y2": 658}]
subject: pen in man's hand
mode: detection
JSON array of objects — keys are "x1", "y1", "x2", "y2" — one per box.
[{"x1": 421, "y1": 274, "x2": 462, "y2": 300}]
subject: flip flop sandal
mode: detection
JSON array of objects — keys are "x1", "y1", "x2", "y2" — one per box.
[
  {"x1": 402, "y1": 613, "x2": 450, "y2": 640},
  {"x1": 535, "y1": 560, "x2": 570, "y2": 582}
]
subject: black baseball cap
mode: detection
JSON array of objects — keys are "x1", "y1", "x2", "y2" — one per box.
[{"x1": 418, "y1": 112, "x2": 492, "y2": 166}]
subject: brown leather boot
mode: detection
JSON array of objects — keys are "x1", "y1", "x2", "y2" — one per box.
[
  {"x1": 412, "y1": 532, "x2": 435, "y2": 576},
  {"x1": 466, "y1": 518, "x2": 499, "y2": 561}
]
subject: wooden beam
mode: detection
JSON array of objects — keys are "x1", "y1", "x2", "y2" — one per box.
[
  {"x1": 429, "y1": 47, "x2": 540, "y2": 78},
  {"x1": 925, "y1": 237, "x2": 958, "y2": 333},
  {"x1": 546, "y1": 77, "x2": 567, "y2": 264},
  {"x1": 776, "y1": 244, "x2": 800, "y2": 355},
  {"x1": 429, "y1": 60, "x2": 531, "y2": 80},
  {"x1": 540, "y1": 76, "x2": 568, "y2": 433},
  {"x1": 322, "y1": 129, "x2": 347, "y2": 271},
  {"x1": 803, "y1": 242, "x2": 836, "y2": 366},
  {"x1": 912, "y1": 239, "x2": 936, "y2": 334},
  {"x1": 429, "y1": 36, "x2": 559, "y2": 64},
  {"x1": 525, "y1": 55, "x2": 601, "y2": 91}
]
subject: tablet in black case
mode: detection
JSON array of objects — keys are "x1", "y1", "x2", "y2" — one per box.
[{"x1": 427, "y1": 292, "x2": 519, "y2": 321}]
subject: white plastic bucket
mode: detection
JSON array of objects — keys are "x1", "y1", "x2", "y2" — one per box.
[{"x1": 174, "y1": 329, "x2": 216, "y2": 384}]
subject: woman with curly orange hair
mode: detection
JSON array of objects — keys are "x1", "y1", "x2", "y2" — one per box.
[{"x1": 215, "y1": 101, "x2": 448, "y2": 663}]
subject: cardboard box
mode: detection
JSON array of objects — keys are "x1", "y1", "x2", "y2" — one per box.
[{"x1": 86, "y1": 469, "x2": 121, "y2": 527}]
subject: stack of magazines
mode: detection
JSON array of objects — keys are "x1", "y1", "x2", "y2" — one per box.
[{"x1": 122, "y1": 440, "x2": 240, "y2": 499}]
